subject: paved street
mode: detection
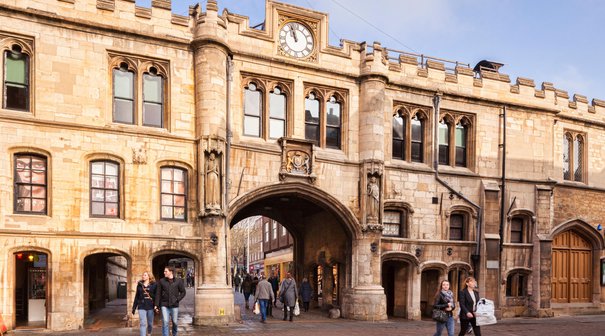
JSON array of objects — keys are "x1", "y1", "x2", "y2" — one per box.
[{"x1": 19, "y1": 289, "x2": 605, "y2": 335}]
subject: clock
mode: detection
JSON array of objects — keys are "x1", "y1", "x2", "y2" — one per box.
[{"x1": 278, "y1": 22, "x2": 314, "y2": 58}]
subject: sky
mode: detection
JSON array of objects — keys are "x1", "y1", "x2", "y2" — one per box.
[{"x1": 137, "y1": 0, "x2": 605, "y2": 102}]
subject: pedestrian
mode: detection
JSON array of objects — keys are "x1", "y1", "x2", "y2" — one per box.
[
  {"x1": 132, "y1": 271, "x2": 157, "y2": 336},
  {"x1": 255, "y1": 274, "x2": 275, "y2": 323},
  {"x1": 186, "y1": 271, "x2": 192, "y2": 288},
  {"x1": 251, "y1": 275, "x2": 259, "y2": 301},
  {"x1": 242, "y1": 274, "x2": 253, "y2": 309},
  {"x1": 268, "y1": 272, "x2": 280, "y2": 307},
  {"x1": 299, "y1": 277, "x2": 312, "y2": 312},
  {"x1": 279, "y1": 272, "x2": 298, "y2": 322},
  {"x1": 458, "y1": 276, "x2": 481, "y2": 336},
  {"x1": 234, "y1": 273, "x2": 242, "y2": 292},
  {"x1": 155, "y1": 266, "x2": 186, "y2": 336},
  {"x1": 432, "y1": 279, "x2": 455, "y2": 336}
]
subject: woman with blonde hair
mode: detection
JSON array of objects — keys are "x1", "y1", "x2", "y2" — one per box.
[
  {"x1": 458, "y1": 276, "x2": 481, "y2": 336},
  {"x1": 132, "y1": 271, "x2": 157, "y2": 336},
  {"x1": 432, "y1": 279, "x2": 455, "y2": 336}
]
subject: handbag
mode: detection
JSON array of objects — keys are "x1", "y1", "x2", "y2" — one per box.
[
  {"x1": 253, "y1": 301, "x2": 260, "y2": 315},
  {"x1": 432, "y1": 308, "x2": 448, "y2": 323}
]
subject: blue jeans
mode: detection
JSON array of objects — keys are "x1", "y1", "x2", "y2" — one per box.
[
  {"x1": 161, "y1": 306, "x2": 179, "y2": 336},
  {"x1": 138, "y1": 309, "x2": 154, "y2": 336},
  {"x1": 434, "y1": 315, "x2": 455, "y2": 336},
  {"x1": 259, "y1": 299, "x2": 269, "y2": 321}
]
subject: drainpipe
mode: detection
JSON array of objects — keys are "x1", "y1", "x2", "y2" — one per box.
[
  {"x1": 499, "y1": 106, "x2": 507, "y2": 252},
  {"x1": 432, "y1": 93, "x2": 483, "y2": 276},
  {"x1": 225, "y1": 55, "x2": 233, "y2": 284}
]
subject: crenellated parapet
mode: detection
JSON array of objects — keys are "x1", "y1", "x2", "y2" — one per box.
[{"x1": 378, "y1": 45, "x2": 605, "y2": 124}]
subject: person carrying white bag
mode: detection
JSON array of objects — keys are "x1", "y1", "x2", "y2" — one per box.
[{"x1": 475, "y1": 298, "x2": 497, "y2": 326}]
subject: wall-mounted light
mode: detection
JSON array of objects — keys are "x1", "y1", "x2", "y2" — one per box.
[
  {"x1": 210, "y1": 233, "x2": 218, "y2": 245},
  {"x1": 415, "y1": 247, "x2": 422, "y2": 257},
  {"x1": 597, "y1": 224, "x2": 602, "y2": 231},
  {"x1": 446, "y1": 247, "x2": 453, "y2": 256},
  {"x1": 370, "y1": 242, "x2": 378, "y2": 253}
]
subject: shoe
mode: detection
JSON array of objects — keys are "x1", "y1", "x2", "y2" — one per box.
[
  {"x1": 283, "y1": 318, "x2": 287, "y2": 321},
  {"x1": 260, "y1": 319, "x2": 266, "y2": 323}
]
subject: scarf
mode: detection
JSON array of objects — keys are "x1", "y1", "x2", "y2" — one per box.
[{"x1": 441, "y1": 289, "x2": 454, "y2": 303}]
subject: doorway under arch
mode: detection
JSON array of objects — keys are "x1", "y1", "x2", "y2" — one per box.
[
  {"x1": 552, "y1": 230, "x2": 592, "y2": 303},
  {"x1": 420, "y1": 269, "x2": 441, "y2": 318},
  {"x1": 14, "y1": 250, "x2": 49, "y2": 329},
  {"x1": 382, "y1": 259, "x2": 412, "y2": 317}
]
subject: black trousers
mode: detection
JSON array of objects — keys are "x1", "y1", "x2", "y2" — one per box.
[
  {"x1": 458, "y1": 317, "x2": 481, "y2": 336},
  {"x1": 283, "y1": 306, "x2": 294, "y2": 321},
  {"x1": 303, "y1": 301, "x2": 310, "y2": 312}
]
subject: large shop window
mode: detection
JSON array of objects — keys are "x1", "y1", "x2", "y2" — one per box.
[
  {"x1": 90, "y1": 161, "x2": 120, "y2": 217},
  {"x1": 14, "y1": 154, "x2": 47, "y2": 214},
  {"x1": 3, "y1": 43, "x2": 30, "y2": 111},
  {"x1": 160, "y1": 166, "x2": 187, "y2": 221}
]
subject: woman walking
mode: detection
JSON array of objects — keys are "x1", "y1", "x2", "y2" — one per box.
[
  {"x1": 299, "y1": 277, "x2": 313, "y2": 312},
  {"x1": 458, "y1": 276, "x2": 481, "y2": 336},
  {"x1": 132, "y1": 271, "x2": 157, "y2": 336},
  {"x1": 433, "y1": 280, "x2": 455, "y2": 336}
]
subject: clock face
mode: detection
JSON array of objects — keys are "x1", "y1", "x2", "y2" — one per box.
[{"x1": 279, "y1": 22, "x2": 314, "y2": 58}]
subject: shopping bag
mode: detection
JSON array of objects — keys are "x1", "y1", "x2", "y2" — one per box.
[
  {"x1": 253, "y1": 301, "x2": 260, "y2": 315},
  {"x1": 475, "y1": 298, "x2": 497, "y2": 326},
  {"x1": 293, "y1": 300, "x2": 300, "y2": 316}
]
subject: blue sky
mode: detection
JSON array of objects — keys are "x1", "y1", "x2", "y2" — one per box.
[{"x1": 137, "y1": 0, "x2": 604, "y2": 102}]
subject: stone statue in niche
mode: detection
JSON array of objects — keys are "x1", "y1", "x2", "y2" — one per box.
[
  {"x1": 205, "y1": 152, "x2": 221, "y2": 212},
  {"x1": 367, "y1": 176, "x2": 380, "y2": 222}
]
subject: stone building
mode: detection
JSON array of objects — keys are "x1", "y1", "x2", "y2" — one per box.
[{"x1": 0, "y1": 0, "x2": 604, "y2": 332}]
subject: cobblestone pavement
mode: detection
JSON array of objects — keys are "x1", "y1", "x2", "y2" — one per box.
[{"x1": 15, "y1": 289, "x2": 605, "y2": 335}]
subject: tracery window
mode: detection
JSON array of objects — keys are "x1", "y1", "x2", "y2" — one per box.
[
  {"x1": 392, "y1": 106, "x2": 427, "y2": 163},
  {"x1": 439, "y1": 113, "x2": 473, "y2": 168},
  {"x1": 563, "y1": 131, "x2": 585, "y2": 182},
  {"x1": 2, "y1": 36, "x2": 33, "y2": 112},
  {"x1": 304, "y1": 85, "x2": 347, "y2": 150},
  {"x1": 242, "y1": 75, "x2": 292, "y2": 140}
]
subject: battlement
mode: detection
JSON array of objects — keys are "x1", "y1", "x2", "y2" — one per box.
[
  {"x1": 3, "y1": 0, "x2": 195, "y2": 40},
  {"x1": 363, "y1": 42, "x2": 605, "y2": 122}
]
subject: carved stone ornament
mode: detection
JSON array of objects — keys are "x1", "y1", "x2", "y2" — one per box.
[
  {"x1": 278, "y1": 138, "x2": 316, "y2": 183},
  {"x1": 132, "y1": 147, "x2": 147, "y2": 165},
  {"x1": 362, "y1": 223, "x2": 383, "y2": 233},
  {"x1": 199, "y1": 135, "x2": 226, "y2": 217}
]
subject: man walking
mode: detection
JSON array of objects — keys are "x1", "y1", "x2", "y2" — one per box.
[
  {"x1": 268, "y1": 272, "x2": 279, "y2": 307},
  {"x1": 255, "y1": 274, "x2": 275, "y2": 323},
  {"x1": 155, "y1": 266, "x2": 186, "y2": 336}
]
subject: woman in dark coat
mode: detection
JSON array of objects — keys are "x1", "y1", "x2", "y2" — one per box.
[
  {"x1": 242, "y1": 274, "x2": 253, "y2": 309},
  {"x1": 458, "y1": 276, "x2": 481, "y2": 336},
  {"x1": 132, "y1": 271, "x2": 157, "y2": 336},
  {"x1": 299, "y1": 277, "x2": 313, "y2": 312}
]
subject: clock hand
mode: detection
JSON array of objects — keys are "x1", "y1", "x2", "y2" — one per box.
[{"x1": 289, "y1": 25, "x2": 298, "y2": 42}]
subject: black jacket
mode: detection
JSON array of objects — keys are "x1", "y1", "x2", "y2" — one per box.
[
  {"x1": 433, "y1": 291, "x2": 455, "y2": 316},
  {"x1": 155, "y1": 277, "x2": 186, "y2": 308},
  {"x1": 458, "y1": 288, "x2": 480, "y2": 320},
  {"x1": 132, "y1": 281, "x2": 157, "y2": 313}
]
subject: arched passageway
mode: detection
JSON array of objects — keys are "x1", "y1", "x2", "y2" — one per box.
[
  {"x1": 382, "y1": 259, "x2": 411, "y2": 317},
  {"x1": 83, "y1": 252, "x2": 128, "y2": 329}
]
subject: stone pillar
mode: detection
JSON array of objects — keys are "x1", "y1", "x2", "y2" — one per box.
[
  {"x1": 534, "y1": 184, "x2": 555, "y2": 317},
  {"x1": 191, "y1": 1, "x2": 233, "y2": 325},
  {"x1": 481, "y1": 180, "x2": 501, "y2": 316},
  {"x1": 340, "y1": 43, "x2": 388, "y2": 321}
]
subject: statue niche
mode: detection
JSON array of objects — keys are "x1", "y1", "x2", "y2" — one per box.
[{"x1": 205, "y1": 152, "x2": 221, "y2": 214}]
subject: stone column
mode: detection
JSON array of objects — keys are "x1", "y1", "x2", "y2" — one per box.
[
  {"x1": 191, "y1": 1, "x2": 233, "y2": 325},
  {"x1": 534, "y1": 184, "x2": 555, "y2": 317},
  {"x1": 341, "y1": 43, "x2": 388, "y2": 321}
]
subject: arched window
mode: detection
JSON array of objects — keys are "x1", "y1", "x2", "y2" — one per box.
[
  {"x1": 244, "y1": 82, "x2": 262, "y2": 137},
  {"x1": 14, "y1": 154, "x2": 47, "y2": 214},
  {"x1": 563, "y1": 131, "x2": 585, "y2": 182},
  {"x1": 90, "y1": 160, "x2": 120, "y2": 217},
  {"x1": 506, "y1": 271, "x2": 528, "y2": 297},
  {"x1": 326, "y1": 96, "x2": 342, "y2": 149},
  {"x1": 305, "y1": 92, "x2": 320, "y2": 145},
  {"x1": 455, "y1": 121, "x2": 467, "y2": 167},
  {"x1": 269, "y1": 86, "x2": 286, "y2": 139},
  {"x1": 449, "y1": 213, "x2": 466, "y2": 241},
  {"x1": 3, "y1": 44, "x2": 30, "y2": 111},
  {"x1": 392, "y1": 111, "x2": 406, "y2": 160},
  {"x1": 438, "y1": 120, "x2": 450, "y2": 165},
  {"x1": 411, "y1": 114, "x2": 424, "y2": 162},
  {"x1": 574, "y1": 135, "x2": 584, "y2": 182},
  {"x1": 563, "y1": 134, "x2": 571, "y2": 180},
  {"x1": 142, "y1": 67, "x2": 164, "y2": 127},
  {"x1": 160, "y1": 166, "x2": 187, "y2": 221},
  {"x1": 113, "y1": 62, "x2": 135, "y2": 124}
]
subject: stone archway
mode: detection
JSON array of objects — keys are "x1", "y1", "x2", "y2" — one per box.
[{"x1": 229, "y1": 183, "x2": 358, "y2": 309}]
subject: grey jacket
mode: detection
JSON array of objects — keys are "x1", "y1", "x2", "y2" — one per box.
[
  {"x1": 279, "y1": 278, "x2": 298, "y2": 307},
  {"x1": 255, "y1": 279, "x2": 275, "y2": 301}
]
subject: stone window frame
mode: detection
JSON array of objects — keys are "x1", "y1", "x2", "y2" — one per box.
[
  {"x1": 241, "y1": 73, "x2": 293, "y2": 141},
  {"x1": 303, "y1": 83, "x2": 348, "y2": 151},
  {"x1": 506, "y1": 210, "x2": 535, "y2": 244},
  {"x1": 505, "y1": 269, "x2": 530, "y2": 298},
  {"x1": 108, "y1": 52, "x2": 170, "y2": 129},
  {"x1": 1, "y1": 33, "x2": 34, "y2": 112},
  {"x1": 445, "y1": 205, "x2": 477, "y2": 241},
  {"x1": 563, "y1": 130, "x2": 586, "y2": 183},
  {"x1": 13, "y1": 152, "x2": 48, "y2": 215},
  {"x1": 383, "y1": 201, "x2": 414, "y2": 238},
  {"x1": 439, "y1": 111, "x2": 475, "y2": 170},
  {"x1": 391, "y1": 103, "x2": 430, "y2": 163},
  {"x1": 159, "y1": 166, "x2": 188, "y2": 222}
]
